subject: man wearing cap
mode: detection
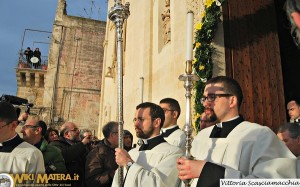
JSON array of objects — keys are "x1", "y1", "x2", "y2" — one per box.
[
  {"x1": 21, "y1": 119, "x2": 66, "y2": 174},
  {"x1": 0, "y1": 101, "x2": 45, "y2": 175}
]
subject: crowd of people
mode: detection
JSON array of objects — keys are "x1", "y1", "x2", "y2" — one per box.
[
  {"x1": 1, "y1": 1, "x2": 299, "y2": 186},
  {"x1": 1, "y1": 75, "x2": 300, "y2": 187}
]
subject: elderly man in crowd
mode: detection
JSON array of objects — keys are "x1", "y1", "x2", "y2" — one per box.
[{"x1": 50, "y1": 122, "x2": 91, "y2": 187}]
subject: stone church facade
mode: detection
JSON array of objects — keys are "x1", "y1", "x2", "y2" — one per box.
[{"x1": 98, "y1": 0, "x2": 225, "y2": 140}]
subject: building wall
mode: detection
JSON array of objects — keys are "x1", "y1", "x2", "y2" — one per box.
[
  {"x1": 98, "y1": 0, "x2": 225, "y2": 141},
  {"x1": 43, "y1": 0, "x2": 106, "y2": 133},
  {"x1": 16, "y1": 68, "x2": 47, "y2": 120}
]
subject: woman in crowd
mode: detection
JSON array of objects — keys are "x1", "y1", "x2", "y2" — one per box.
[{"x1": 45, "y1": 127, "x2": 59, "y2": 143}]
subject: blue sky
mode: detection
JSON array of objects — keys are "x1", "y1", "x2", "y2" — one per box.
[{"x1": 0, "y1": 0, "x2": 107, "y2": 96}]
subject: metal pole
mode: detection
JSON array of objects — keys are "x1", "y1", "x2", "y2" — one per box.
[
  {"x1": 21, "y1": 29, "x2": 52, "y2": 52},
  {"x1": 19, "y1": 28, "x2": 52, "y2": 63},
  {"x1": 19, "y1": 29, "x2": 27, "y2": 62},
  {"x1": 108, "y1": 1, "x2": 130, "y2": 186},
  {"x1": 179, "y1": 61, "x2": 199, "y2": 187},
  {"x1": 179, "y1": 10, "x2": 199, "y2": 187}
]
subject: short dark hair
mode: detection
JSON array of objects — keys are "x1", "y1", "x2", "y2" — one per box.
[
  {"x1": 205, "y1": 76, "x2": 243, "y2": 109},
  {"x1": 45, "y1": 127, "x2": 59, "y2": 142},
  {"x1": 0, "y1": 101, "x2": 18, "y2": 123},
  {"x1": 278, "y1": 123, "x2": 300, "y2": 139},
  {"x1": 288, "y1": 97, "x2": 300, "y2": 106},
  {"x1": 136, "y1": 102, "x2": 165, "y2": 128},
  {"x1": 102, "y1": 121, "x2": 118, "y2": 139},
  {"x1": 36, "y1": 120, "x2": 47, "y2": 136},
  {"x1": 159, "y1": 98, "x2": 181, "y2": 118}
]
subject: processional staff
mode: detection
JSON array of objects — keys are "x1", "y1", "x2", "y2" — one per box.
[
  {"x1": 108, "y1": 0, "x2": 130, "y2": 186},
  {"x1": 179, "y1": 11, "x2": 199, "y2": 187}
]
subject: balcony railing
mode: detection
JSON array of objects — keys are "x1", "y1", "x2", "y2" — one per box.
[{"x1": 18, "y1": 55, "x2": 48, "y2": 70}]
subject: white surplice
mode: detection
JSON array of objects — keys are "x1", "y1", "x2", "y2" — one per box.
[
  {"x1": 112, "y1": 142, "x2": 183, "y2": 187},
  {"x1": 189, "y1": 121, "x2": 297, "y2": 186}
]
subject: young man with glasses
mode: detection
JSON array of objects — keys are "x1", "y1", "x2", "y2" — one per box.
[
  {"x1": 21, "y1": 119, "x2": 66, "y2": 174},
  {"x1": 112, "y1": 102, "x2": 183, "y2": 187},
  {"x1": 177, "y1": 76, "x2": 297, "y2": 187},
  {"x1": 50, "y1": 122, "x2": 91, "y2": 187},
  {"x1": 0, "y1": 102, "x2": 45, "y2": 177},
  {"x1": 159, "y1": 98, "x2": 186, "y2": 150}
]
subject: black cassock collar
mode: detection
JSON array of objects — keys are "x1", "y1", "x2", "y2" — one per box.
[
  {"x1": 0, "y1": 134, "x2": 24, "y2": 152},
  {"x1": 138, "y1": 135, "x2": 166, "y2": 151},
  {"x1": 209, "y1": 115, "x2": 244, "y2": 138},
  {"x1": 161, "y1": 125, "x2": 179, "y2": 137}
]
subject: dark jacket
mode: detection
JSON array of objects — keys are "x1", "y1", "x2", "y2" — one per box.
[
  {"x1": 85, "y1": 139, "x2": 118, "y2": 187},
  {"x1": 50, "y1": 137, "x2": 89, "y2": 187},
  {"x1": 37, "y1": 138, "x2": 67, "y2": 174}
]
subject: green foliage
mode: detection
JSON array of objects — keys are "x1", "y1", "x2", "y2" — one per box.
[{"x1": 193, "y1": 0, "x2": 225, "y2": 132}]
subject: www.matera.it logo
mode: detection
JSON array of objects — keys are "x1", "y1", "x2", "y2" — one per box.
[
  {"x1": 0, "y1": 173, "x2": 13, "y2": 187},
  {"x1": 8, "y1": 173, "x2": 79, "y2": 186}
]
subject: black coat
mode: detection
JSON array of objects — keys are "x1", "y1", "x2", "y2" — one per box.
[{"x1": 50, "y1": 137, "x2": 89, "y2": 187}]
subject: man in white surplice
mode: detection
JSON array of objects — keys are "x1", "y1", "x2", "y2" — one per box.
[
  {"x1": 177, "y1": 76, "x2": 297, "y2": 187},
  {"x1": 0, "y1": 101, "x2": 45, "y2": 181},
  {"x1": 112, "y1": 102, "x2": 183, "y2": 187},
  {"x1": 159, "y1": 98, "x2": 185, "y2": 150}
]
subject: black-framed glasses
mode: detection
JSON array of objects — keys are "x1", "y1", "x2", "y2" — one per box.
[
  {"x1": 200, "y1": 93, "x2": 233, "y2": 104},
  {"x1": 162, "y1": 108, "x2": 175, "y2": 113}
]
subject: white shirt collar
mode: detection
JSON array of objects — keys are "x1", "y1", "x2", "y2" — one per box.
[
  {"x1": 161, "y1": 124, "x2": 178, "y2": 133},
  {"x1": 138, "y1": 134, "x2": 161, "y2": 145},
  {"x1": 216, "y1": 116, "x2": 240, "y2": 128}
]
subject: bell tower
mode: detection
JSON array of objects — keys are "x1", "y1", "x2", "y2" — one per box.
[{"x1": 16, "y1": 59, "x2": 48, "y2": 119}]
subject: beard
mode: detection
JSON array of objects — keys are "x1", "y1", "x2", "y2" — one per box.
[
  {"x1": 135, "y1": 125, "x2": 154, "y2": 139},
  {"x1": 205, "y1": 108, "x2": 217, "y2": 122},
  {"x1": 69, "y1": 134, "x2": 80, "y2": 142}
]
